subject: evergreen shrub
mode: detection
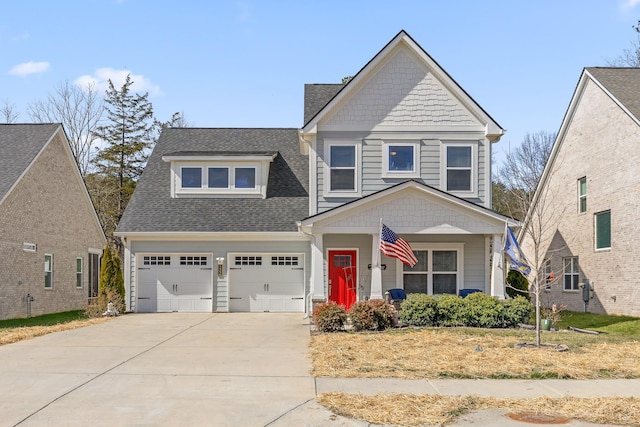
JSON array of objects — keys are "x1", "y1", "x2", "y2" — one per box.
[{"x1": 313, "y1": 302, "x2": 347, "y2": 332}]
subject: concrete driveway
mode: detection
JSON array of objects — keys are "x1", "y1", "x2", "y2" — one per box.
[{"x1": 0, "y1": 313, "x2": 317, "y2": 427}]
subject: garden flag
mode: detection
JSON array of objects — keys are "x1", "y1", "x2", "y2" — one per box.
[
  {"x1": 503, "y1": 226, "x2": 531, "y2": 276},
  {"x1": 380, "y1": 224, "x2": 418, "y2": 267}
]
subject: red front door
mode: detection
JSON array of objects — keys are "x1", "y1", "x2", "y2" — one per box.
[{"x1": 328, "y1": 250, "x2": 357, "y2": 309}]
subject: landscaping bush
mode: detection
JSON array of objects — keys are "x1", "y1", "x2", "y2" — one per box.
[
  {"x1": 436, "y1": 294, "x2": 468, "y2": 326},
  {"x1": 398, "y1": 293, "x2": 438, "y2": 326},
  {"x1": 313, "y1": 302, "x2": 347, "y2": 332},
  {"x1": 349, "y1": 300, "x2": 396, "y2": 331},
  {"x1": 500, "y1": 296, "x2": 533, "y2": 328},
  {"x1": 463, "y1": 292, "x2": 503, "y2": 328},
  {"x1": 506, "y1": 270, "x2": 531, "y2": 301}
]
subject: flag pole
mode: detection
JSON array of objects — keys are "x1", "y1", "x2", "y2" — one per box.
[{"x1": 377, "y1": 218, "x2": 383, "y2": 268}]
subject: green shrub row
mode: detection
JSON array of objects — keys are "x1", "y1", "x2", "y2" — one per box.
[{"x1": 399, "y1": 293, "x2": 532, "y2": 328}]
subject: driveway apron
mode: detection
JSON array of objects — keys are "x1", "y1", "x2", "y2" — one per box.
[{"x1": 0, "y1": 313, "x2": 315, "y2": 427}]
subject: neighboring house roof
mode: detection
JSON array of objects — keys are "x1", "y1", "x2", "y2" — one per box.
[
  {"x1": 302, "y1": 30, "x2": 504, "y2": 140},
  {"x1": 303, "y1": 84, "x2": 343, "y2": 125},
  {"x1": 116, "y1": 128, "x2": 309, "y2": 234},
  {"x1": 522, "y1": 67, "x2": 640, "y2": 237},
  {"x1": 0, "y1": 123, "x2": 61, "y2": 202}
]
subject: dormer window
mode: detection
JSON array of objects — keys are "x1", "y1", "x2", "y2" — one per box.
[{"x1": 164, "y1": 151, "x2": 276, "y2": 198}]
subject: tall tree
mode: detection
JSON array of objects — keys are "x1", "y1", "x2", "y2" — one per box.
[
  {"x1": 1, "y1": 99, "x2": 19, "y2": 123},
  {"x1": 92, "y1": 74, "x2": 154, "y2": 245},
  {"x1": 608, "y1": 20, "x2": 640, "y2": 67},
  {"x1": 28, "y1": 81, "x2": 104, "y2": 177}
]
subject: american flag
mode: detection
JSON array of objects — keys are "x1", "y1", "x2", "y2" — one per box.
[{"x1": 380, "y1": 224, "x2": 418, "y2": 267}]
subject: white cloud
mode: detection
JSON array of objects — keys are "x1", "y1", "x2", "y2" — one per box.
[
  {"x1": 8, "y1": 61, "x2": 50, "y2": 76},
  {"x1": 621, "y1": 0, "x2": 640, "y2": 9},
  {"x1": 74, "y1": 67, "x2": 162, "y2": 96}
]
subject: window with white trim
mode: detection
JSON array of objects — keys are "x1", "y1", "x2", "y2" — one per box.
[
  {"x1": 578, "y1": 177, "x2": 587, "y2": 213},
  {"x1": 44, "y1": 254, "x2": 53, "y2": 289},
  {"x1": 271, "y1": 256, "x2": 299, "y2": 266},
  {"x1": 443, "y1": 143, "x2": 477, "y2": 196},
  {"x1": 180, "y1": 256, "x2": 208, "y2": 266},
  {"x1": 76, "y1": 257, "x2": 83, "y2": 288},
  {"x1": 382, "y1": 141, "x2": 420, "y2": 178},
  {"x1": 324, "y1": 140, "x2": 361, "y2": 196},
  {"x1": 178, "y1": 164, "x2": 258, "y2": 192},
  {"x1": 595, "y1": 210, "x2": 611, "y2": 250},
  {"x1": 397, "y1": 244, "x2": 463, "y2": 295},
  {"x1": 143, "y1": 256, "x2": 171, "y2": 266},
  {"x1": 235, "y1": 256, "x2": 262, "y2": 266},
  {"x1": 563, "y1": 257, "x2": 579, "y2": 291},
  {"x1": 543, "y1": 258, "x2": 552, "y2": 289}
]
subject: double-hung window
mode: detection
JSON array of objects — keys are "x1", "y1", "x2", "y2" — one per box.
[
  {"x1": 398, "y1": 244, "x2": 463, "y2": 295},
  {"x1": 382, "y1": 141, "x2": 420, "y2": 178},
  {"x1": 563, "y1": 257, "x2": 579, "y2": 291},
  {"x1": 595, "y1": 210, "x2": 611, "y2": 250},
  {"x1": 578, "y1": 177, "x2": 587, "y2": 213},
  {"x1": 76, "y1": 257, "x2": 83, "y2": 288},
  {"x1": 443, "y1": 142, "x2": 476, "y2": 196},
  {"x1": 325, "y1": 140, "x2": 360, "y2": 196},
  {"x1": 44, "y1": 254, "x2": 53, "y2": 289}
]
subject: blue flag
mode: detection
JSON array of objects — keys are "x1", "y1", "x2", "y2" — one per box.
[{"x1": 504, "y1": 227, "x2": 531, "y2": 276}]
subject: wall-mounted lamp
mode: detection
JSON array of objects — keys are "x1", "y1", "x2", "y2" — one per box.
[
  {"x1": 216, "y1": 257, "x2": 224, "y2": 278},
  {"x1": 367, "y1": 264, "x2": 387, "y2": 270}
]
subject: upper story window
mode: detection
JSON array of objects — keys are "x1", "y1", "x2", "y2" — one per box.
[
  {"x1": 382, "y1": 141, "x2": 420, "y2": 178},
  {"x1": 442, "y1": 142, "x2": 477, "y2": 197},
  {"x1": 578, "y1": 177, "x2": 587, "y2": 213},
  {"x1": 324, "y1": 139, "x2": 361, "y2": 197},
  {"x1": 164, "y1": 152, "x2": 276, "y2": 199},
  {"x1": 595, "y1": 210, "x2": 611, "y2": 250}
]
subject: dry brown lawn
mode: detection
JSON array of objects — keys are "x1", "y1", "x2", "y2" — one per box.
[
  {"x1": 311, "y1": 328, "x2": 640, "y2": 426},
  {"x1": 0, "y1": 317, "x2": 109, "y2": 346}
]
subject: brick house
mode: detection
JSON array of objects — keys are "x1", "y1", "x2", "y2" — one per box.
[
  {"x1": 116, "y1": 30, "x2": 516, "y2": 314},
  {"x1": 0, "y1": 124, "x2": 106, "y2": 320},
  {"x1": 520, "y1": 68, "x2": 640, "y2": 317}
]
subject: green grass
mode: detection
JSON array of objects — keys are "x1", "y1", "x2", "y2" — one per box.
[{"x1": 0, "y1": 310, "x2": 88, "y2": 329}]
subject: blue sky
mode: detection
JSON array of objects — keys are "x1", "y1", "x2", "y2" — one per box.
[{"x1": 2, "y1": 1, "x2": 640, "y2": 169}]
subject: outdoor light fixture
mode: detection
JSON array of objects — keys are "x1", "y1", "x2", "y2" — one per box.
[{"x1": 216, "y1": 257, "x2": 224, "y2": 278}]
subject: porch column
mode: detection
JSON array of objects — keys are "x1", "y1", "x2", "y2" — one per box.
[
  {"x1": 311, "y1": 234, "x2": 325, "y2": 300},
  {"x1": 370, "y1": 232, "x2": 383, "y2": 300},
  {"x1": 490, "y1": 234, "x2": 506, "y2": 299}
]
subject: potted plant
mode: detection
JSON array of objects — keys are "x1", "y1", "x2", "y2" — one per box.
[{"x1": 541, "y1": 304, "x2": 565, "y2": 331}]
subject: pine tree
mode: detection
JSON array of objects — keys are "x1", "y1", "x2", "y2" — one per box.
[
  {"x1": 92, "y1": 74, "x2": 154, "y2": 245},
  {"x1": 98, "y1": 245, "x2": 125, "y2": 313}
]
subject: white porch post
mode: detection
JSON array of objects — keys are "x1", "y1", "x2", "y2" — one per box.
[
  {"x1": 311, "y1": 234, "x2": 325, "y2": 300},
  {"x1": 490, "y1": 234, "x2": 506, "y2": 299},
  {"x1": 123, "y1": 243, "x2": 132, "y2": 312},
  {"x1": 370, "y1": 232, "x2": 383, "y2": 300}
]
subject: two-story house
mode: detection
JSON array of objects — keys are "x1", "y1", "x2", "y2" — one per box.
[
  {"x1": 0, "y1": 124, "x2": 106, "y2": 320},
  {"x1": 521, "y1": 67, "x2": 640, "y2": 317},
  {"x1": 115, "y1": 30, "x2": 515, "y2": 314}
]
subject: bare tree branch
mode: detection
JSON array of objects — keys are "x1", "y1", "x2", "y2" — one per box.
[{"x1": 1, "y1": 99, "x2": 19, "y2": 123}]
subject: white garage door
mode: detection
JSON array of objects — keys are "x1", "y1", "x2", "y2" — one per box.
[
  {"x1": 137, "y1": 254, "x2": 213, "y2": 313},
  {"x1": 228, "y1": 254, "x2": 304, "y2": 312}
]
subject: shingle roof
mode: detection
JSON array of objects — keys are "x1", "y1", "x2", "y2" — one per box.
[
  {"x1": 116, "y1": 128, "x2": 309, "y2": 233},
  {"x1": 587, "y1": 67, "x2": 640, "y2": 120},
  {"x1": 0, "y1": 123, "x2": 60, "y2": 201},
  {"x1": 304, "y1": 84, "x2": 343, "y2": 125}
]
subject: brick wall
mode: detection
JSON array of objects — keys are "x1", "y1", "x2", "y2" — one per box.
[
  {"x1": 522, "y1": 79, "x2": 640, "y2": 317},
  {"x1": 0, "y1": 130, "x2": 105, "y2": 319}
]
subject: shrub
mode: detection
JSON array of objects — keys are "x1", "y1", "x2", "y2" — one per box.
[
  {"x1": 506, "y1": 270, "x2": 531, "y2": 301},
  {"x1": 312, "y1": 302, "x2": 347, "y2": 332},
  {"x1": 500, "y1": 296, "x2": 533, "y2": 328},
  {"x1": 85, "y1": 286, "x2": 126, "y2": 318},
  {"x1": 398, "y1": 293, "x2": 438, "y2": 326},
  {"x1": 349, "y1": 300, "x2": 396, "y2": 331},
  {"x1": 464, "y1": 292, "x2": 502, "y2": 328},
  {"x1": 436, "y1": 294, "x2": 468, "y2": 326}
]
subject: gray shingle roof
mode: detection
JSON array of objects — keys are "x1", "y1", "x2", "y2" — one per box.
[
  {"x1": 587, "y1": 67, "x2": 640, "y2": 120},
  {"x1": 304, "y1": 84, "x2": 343, "y2": 125},
  {"x1": 0, "y1": 123, "x2": 60, "y2": 201},
  {"x1": 116, "y1": 128, "x2": 309, "y2": 233}
]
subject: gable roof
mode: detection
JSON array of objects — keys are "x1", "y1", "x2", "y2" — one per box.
[
  {"x1": 304, "y1": 84, "x2": 343, "y2": 125},
  {"x1": 522, "y1": 67, "x2": 640, "y2": 237},
  {"x1": 0, "y1": 123, "x2": 61, "y2": 202},
  {"x1": 116, "y1": 128, "x2": 309, "y2": 234},
  {"x1": 302, "y1": 30, "x2": 504, "y2": 140}
]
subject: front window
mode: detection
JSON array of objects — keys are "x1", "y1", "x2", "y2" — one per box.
[
  {"x1": 76, "y1": 257, "x2": 83, "y2": 288},
  {"x1": 383, "y1": 142, "x2": 420, "y2": 177},
  {"x1": 400, "y1": 245, "x2": 462, "y2": 295},
  {"x1": 563, "y1": 257, "x2": 579, "y2": 291},
  {"x1": 595, "y1": 210, "x2": 611, "y2": 250},
  {"x1": 578, "y1": 177, "x2": 587, "y2": 213},
  {"x1": 446, "y1": 146, "x2": 472, "y2": 191},
  {"x1": 330, "y1": 145, "x2": 356, "y2": 191},
  {"x1": 44, "y1": 254, "x2": 53, "y2": 289}
]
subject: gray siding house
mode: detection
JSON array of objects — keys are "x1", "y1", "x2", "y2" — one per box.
[
  {"x1": 116, "y1": 30, "x2": 514, "y2": 314},
  {"x1": 521, "y1": 67, "x2": 640, "y2": 317},
  {"x1": 0, "y1": 124, "x2": 106, "y2": 320}
]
